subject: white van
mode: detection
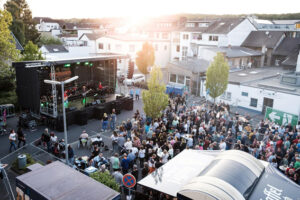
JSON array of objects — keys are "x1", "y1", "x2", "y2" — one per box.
[{"x1": 123, "y1": 74, "x2": 145, "y2": 86}]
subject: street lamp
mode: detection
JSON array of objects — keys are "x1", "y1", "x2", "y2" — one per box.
[{"x1": 44, "y1": 76, "x2": 78, "y2": 165}]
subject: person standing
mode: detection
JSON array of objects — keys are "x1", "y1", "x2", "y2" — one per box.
[
  {"x1": 130, "y1": 88, "x2": 134, "y2": 98},
  {"x1": 135, "y1": 88, "x2": 140, "y2": 101},
  {"x1": 121, "y1": 153, "x2": 130, "y2": 174},
  {"x1": 102, "y1": 113, "x2": 109, "y2": 132},
  {"x1": 9, "y1": 129, "x2": 17, "y2": 152},
  {"x1": 68, "y1": 145, "x2": 75, "y2": 165},
  {"x1": 110, "y1": 109, "x2": 117, "y2": 131},
  {"x1": 17, "y1": 127, "x2": 26, "y2": 148}
]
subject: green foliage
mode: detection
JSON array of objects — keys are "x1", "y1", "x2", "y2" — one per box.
[
  {"x1": 256, "y1": 13, "x2": 300, "y2": 20},
  {"x1": 37, "y1": 35, "x2": 63, "y2": 47},
  {"x1": 206, "y1": 53, "x2": 230, "y2": 102},
  {"x1": 22, "y1": 41, "x2": 44, "y2": 61},
  {"x1": 90, "y1": 171, "x2": 120, "y2": 192},
  {"x1": 136, "y1": 42, "x2": 155, "y2": 75},
  {"x1": 142, "y1": 66, "x2": 169, "y2": 119},
  {"x1": 11, "y1": 153, "x2": 39, "y2": 174},
  {"x1": 5, "y1": 0, "x2": 40, "y2": 45}
]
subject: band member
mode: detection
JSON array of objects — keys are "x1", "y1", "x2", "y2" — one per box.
[
  {"x1": 82, "y1": 85, "x2": 87, "y2": 106},
  {"x1": 64, "y1": 91, "x2": 69, "y2": 108},
  {"x1": 98, "y1": 81, "x2": 103, "y2": 90}
]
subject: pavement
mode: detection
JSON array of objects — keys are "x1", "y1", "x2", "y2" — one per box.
[{"x1": 0, "y1": 93, "x2": 144, "y2": 200}]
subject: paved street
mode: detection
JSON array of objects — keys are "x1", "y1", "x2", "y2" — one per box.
[{"x1": 0, "y1": 98, "x2": 144, "y2": 159}]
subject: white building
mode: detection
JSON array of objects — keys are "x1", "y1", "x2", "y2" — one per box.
[
  {"x1": 207, "y1": 66, "x2": 300, "y2": 116},
  {"x1": 36, "y1": 19, "x2": 61, "y2": 37}
]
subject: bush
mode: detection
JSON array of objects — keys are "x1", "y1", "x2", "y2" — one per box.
[
  {"x1": 11, "y1": 153, "x2": 40, "y2": 175},
  {"x1": 90, "y1": 171, "x2": 120, "y2": 192}
]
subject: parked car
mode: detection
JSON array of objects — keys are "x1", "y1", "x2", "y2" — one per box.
[{"x1": 123, "y1": 74, "x2": 145, "y2": 86}]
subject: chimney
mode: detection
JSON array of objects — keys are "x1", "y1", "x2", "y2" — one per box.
[{"x1": 296, "y1": 50, "x2": 300, "y2": 73}]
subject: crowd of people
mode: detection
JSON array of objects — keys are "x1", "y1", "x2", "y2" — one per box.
[
  {"x1": 31, "y1": 93, "x2": 300, "y2": 199},
  {"x1": 101, "y1": 94, "x2": 299, "y2": 199}
]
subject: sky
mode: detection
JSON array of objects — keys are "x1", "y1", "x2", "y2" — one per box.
[{"x1": 1, "y1": 0, "x2": 300, "y2": 19}]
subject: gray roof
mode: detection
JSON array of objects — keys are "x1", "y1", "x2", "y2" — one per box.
[
  {"x1": 242, "y1": 31, "x2": 285, "y2": 49},
  {"x1": 202, "y1": 46, "x2": 262, "y2": 58},
  {"x1": 168, "y1": 58, "x2": 210, "y2": 73},
  {"x1": 228, "y1": 66, "x2": 289, "y2": 85},
  {"x1": 273, "y1": 37, "x2": 300, "y2": 56},
  {"x1": 204, "y1": 18, "x2": 245, "y2": 34},
  {"x1": 16, "y1": 161, "x2": 120, "y2": 200},
  {"x1": 244, "y1": 72, "x2": 300, "y2": 95},
  {"x1": 80, "y1": 33, "x2": 104, "y2": 40},
  {"x1": 43, "y1": 45, "x2": 68, "y2": 53},
  {"x1": 11, "y1": 32, "x2": 24, "y2": 51}
]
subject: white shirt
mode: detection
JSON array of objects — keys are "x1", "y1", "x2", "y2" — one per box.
[
  {"x1": 9, "y1": 133, "x2": 16, "y2": 141},
  {"x1": 124, "y1": 141, "x2": 133, "y2": 150},
  {"x1": 138, "y1": 149, "x2": 145, "y2": 158},
  {"x1": 161, "y1": 153, "x2": 169, "y2": 164},
  {"x1": 219, "y1": 142, "x2": 226, "y2": 150},
  {"x1": 132, "y1": 146, "x2": 138, "y2": 155}
]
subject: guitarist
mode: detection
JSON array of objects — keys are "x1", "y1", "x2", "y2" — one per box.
[{"x1": 82, "y1": 85, "x2": 92, "y2": 106}]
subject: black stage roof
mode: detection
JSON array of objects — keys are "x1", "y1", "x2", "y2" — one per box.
[{"x1": 13, "y1": 53, "x2": 129, "y2": 68}]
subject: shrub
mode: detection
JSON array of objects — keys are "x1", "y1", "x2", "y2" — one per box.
[{"x1": 90, "y1": 171, "x2": 120, "y2": 192}]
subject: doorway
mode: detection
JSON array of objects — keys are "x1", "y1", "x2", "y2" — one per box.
[{"x1": 262, "y1": 97, "x2": 274, "y2": 114}]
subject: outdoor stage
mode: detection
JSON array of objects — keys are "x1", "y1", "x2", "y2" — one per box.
[{"x1": 13, "y1": 54, "x2": 132, "y2": 131}]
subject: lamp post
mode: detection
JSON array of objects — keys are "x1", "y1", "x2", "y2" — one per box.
[{"x1": 44, "y1": 76, "x2": 78, "y2": 165}]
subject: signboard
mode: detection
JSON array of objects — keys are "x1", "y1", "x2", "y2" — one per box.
[
  {"x1": 264, "y1": 107, "x2": 299, "y2": 126},
  {"x1": 122, "y1": 173, "x2": 136, "y2": 188}
]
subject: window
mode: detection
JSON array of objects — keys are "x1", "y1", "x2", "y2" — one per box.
[
  {"x1": 176, "y1": 45, "x2": 180, "y2": 52},
  {"x1": 108, "y1": 44, "x2": 111, "y2": 50},
  {"x1": 164, "y1": 45, "x2": 167, "y2": 51},
  {"x1": 227, "y1": 92, "x2": 231, "y2": 100},
  {"x1": 183, "y1": 34, "x2": 189, "y2": 40},
  {"x1": 178, "y1": 75, "x2": 185, "y2": 84},
  {"x1": 155, "y1": 44, "x2": 158, "y2": 51},
  {"x1": 182, "y1": 46, "x2": 188, "y2": 57},
  {"x1": 156, "y1": 33, "x2": 160, "y2": 39},
  {"x1": 129, "y1": 45, "x2": 135, "y2": 52},
  {"x1": 221, "y1": 92, "x2": 231, "y2": 100},
  {"x1": 170, "y1": 74, "x2": 177, "y2": 83},
  {"x1": 209, "y1": 35, "x2": 218, "y2": 41},
  {"x1": 250, "y1": 98, "x2": 258, "y2": 107},
  {"x1": 241, "y1": 92, "x2": 248, "y2": 97},
  {"x1": 162, "y1": 33, "x2": 168, "y2": 39},
  {"x1": 186, "y1": 23, "x2": 195, "y2": 27},
  {"x1": 98, "y1": 43, "x2": 104, "y2": 49}
]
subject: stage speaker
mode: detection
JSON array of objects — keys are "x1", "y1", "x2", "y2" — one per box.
[
  {"x1": 94, "y1": 106, "x2": 105, "y2": 120},
  {"x1": 56, "y1": 116, "x2": 64, "y2": 132},
  {"x1": 76, "y1": 110, "x2": 88, "y2": 126}
]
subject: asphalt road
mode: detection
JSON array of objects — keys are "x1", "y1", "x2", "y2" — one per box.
[{"x1": 0, "y1": 98, "x2": 144, "y2": 159}]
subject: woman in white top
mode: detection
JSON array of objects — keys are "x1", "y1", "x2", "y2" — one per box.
[
  {"x1": 9, "y1": 130, "x2": 17, "y2": 152},
  {"x1": 161, "y1": 150, "x2": 169, "y2": 164},
  {"x1": 168, "y1": 144, "x2": 174, "y2": 158},
  {"x1": 124, "y1": 138, "x2": 133, "y2": 151},
  {"x1": 138, "y1": 146, "x2": 146, "y2": 168},
  {"x1": 111, "y1": 131, "x2": 119, "y2": 153}
]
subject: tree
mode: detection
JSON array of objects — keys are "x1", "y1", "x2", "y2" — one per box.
[
  {"x1": 5, "y1": 0, "x2": 40, "y2": 45},
  {"x1": 0, "y1": 9, "x2": 20, "y2": 105},
  {"x1": 135, "y1": 42, "x2": 155, "y2": 75},
  {"x1": 205, "y1": 52, "x2": 230, "y2": 103},
  {"x1": 37, "y1": 35, "x2": 62, "y2": 47},
  {"x1": 142, "y1": 66, "x2": 169, "y2": 119},
  {"x1": 22, "y1": 41, "x2": 44, "y2": 61}
]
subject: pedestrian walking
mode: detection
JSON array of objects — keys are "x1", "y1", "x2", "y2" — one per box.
[
  {"x1": 9, "y1": 129, "x2": 17, "y2": 152},
  {"x1": 17, "y1": 127, "x2": 26, "y2": 148},
  {"x1": 102, "y1": 113, "x2": 109, "y2": 132}
]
